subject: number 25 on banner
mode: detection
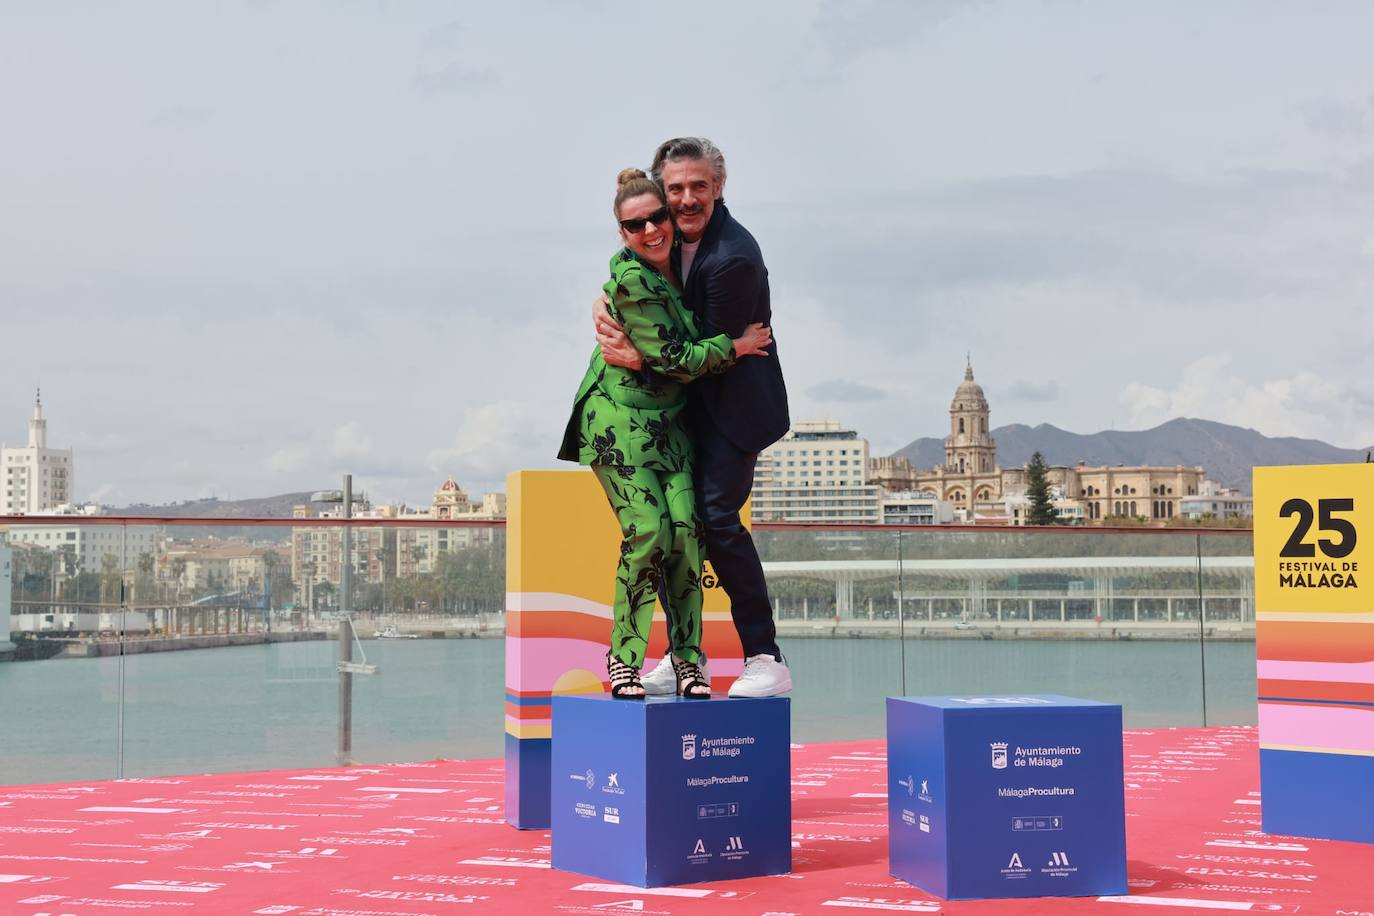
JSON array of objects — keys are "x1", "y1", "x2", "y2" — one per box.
[{"x1": 1254, "y1": 465, "x2": 1373, "y2": 615}]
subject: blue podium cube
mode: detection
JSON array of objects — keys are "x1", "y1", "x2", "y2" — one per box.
[
  {"x1": 551, "y1": 695, "x2": 791, "y2": 887},
  {"x1": 887, "y1": 695, "x2": 1127, "y2": 901}
]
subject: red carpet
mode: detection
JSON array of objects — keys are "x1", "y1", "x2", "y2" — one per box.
[{"x1": 1, "y1": 727, "x2": 1369, "y2": 915}]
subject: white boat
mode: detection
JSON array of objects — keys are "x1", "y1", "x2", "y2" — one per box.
[{"x1": 377, "y1": 625, "x2": 418, "y2": 639}]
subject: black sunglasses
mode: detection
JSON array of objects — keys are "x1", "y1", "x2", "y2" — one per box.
[{"x1": 618, "y1": 206, "x2": 672, "y2": 234}]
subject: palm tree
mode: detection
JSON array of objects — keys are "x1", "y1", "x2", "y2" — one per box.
[
  {"x1": 171, "y1": 556, "x2": 188, "y2": 599},
  {"x1": 13, "y1": 546, "x2": 55, "y2": 603},
  {"x1": 135, "y1": 552, "x2": 155, "y2": 605},
  {"x1": 301, "y1": 559, "x2": 317, "y2": 630},
  {"x1": 57, "y1": 543, "x2": 78, "y2": 581},
  {"x1": 371, "y1": 534, "x2": 395, "y2": 616},
  {"x1": 100, "y1": 553, "x2": 122, "y2": 606},
  {"x1": 261, "y1": 550, "x2": 279, "y2": 610}
]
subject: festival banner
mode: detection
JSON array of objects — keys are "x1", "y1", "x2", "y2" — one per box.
[
  {"x1": 504, "y1": 469, "x2": 745, "y2": 829},
  {"x1": 1254, "y1": 463, "x2": 1374, "y2": 844}
]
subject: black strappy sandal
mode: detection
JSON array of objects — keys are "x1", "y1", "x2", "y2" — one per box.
[
  {"x1": 607, "y1": 652, "x2": 645, "y2": 699},
  {"x1": 672, "y1": 654, "x2": 711, "y2": 699}
]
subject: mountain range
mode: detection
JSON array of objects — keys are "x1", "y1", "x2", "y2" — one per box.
[
  {"x1": 101, "y1": 418, "x2": 1370, "y2": 516},
  {"x1": 892, "y1": 417, "x2": 1373, "y2": 492},
  {"x1": 117, "y1": 492, "x2": 314, "y2": 519}
]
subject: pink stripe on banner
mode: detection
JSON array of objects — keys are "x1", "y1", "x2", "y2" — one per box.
[
  {"x1": 1259, "y1": 702, "x2": 1374, "y2": 753},
  {"x1": 508, "y1": 637, "x2": 614, "y2": 693},
  {"x1": 1257, "y1": 659, "x2": 1374, "y2": 684}
]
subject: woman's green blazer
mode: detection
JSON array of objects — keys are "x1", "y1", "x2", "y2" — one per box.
[{"x1": 558, "y1": 248, "x2": 737, "y2": 472}]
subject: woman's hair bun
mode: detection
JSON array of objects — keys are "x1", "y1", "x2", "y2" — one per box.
[{"x1": 617, "y1": 167, "x2": 648, "y2": 188}]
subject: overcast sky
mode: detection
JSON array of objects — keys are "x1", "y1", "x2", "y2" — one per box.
[{"x1": 3, "y1": 1, "x2": 1373, "y2": 507}]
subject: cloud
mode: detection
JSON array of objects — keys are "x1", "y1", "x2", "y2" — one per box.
[
  {"x1": 414, "y1": 61, "x2": 497, "y2": 94},
  {"x1": 1005, "y1": 380, "x2": 1061, "y2": 402},
  {"x1": 413, "y1": 18, "x2": 497, "y2": 95},
  {"x1": 148, "y1": 106, "x2": 213, "y2": 128},
  {"x1": 265, "y1": 446, "x2": 311, "y2": 475},
  {"x1": 807, "y1": 379, "x2": 887, "y2": 402},
  {"x1": 766, "y1": 162, "x2": 1374, "y2": 359},
  {"x1": 422, "y1": 20, "x2": 464, "y2": 51},
  {"x1": 7, "y1": 1, "x2": 1374, "y2": 507},
  {"x1": 263, "y1": 425, "x2": 419, "y2": 485},
  {"x1": 812, "y1": 0, "x2": 984, "y2": 63},
  {"x1": 1119, "y1": 355, "x2": 1374, "y2": 447},
  {"x1": 426, "y1": 400, "x2": 548, "y2": 489},
  {"x1": 330, "y1": 422, "x2": 374, "y2": 461},
  {"x1": 1298, "y1": 97, "x2": 1373, "y2": 139}
]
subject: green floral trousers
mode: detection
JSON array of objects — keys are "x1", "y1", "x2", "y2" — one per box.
[{"x1": 592, "y1": 464, "x2": 705, "y2": 670}]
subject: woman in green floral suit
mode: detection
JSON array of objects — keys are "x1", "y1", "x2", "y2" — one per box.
[{"x1": 558, "y1": 168, "x2": 772, "y2": 699}]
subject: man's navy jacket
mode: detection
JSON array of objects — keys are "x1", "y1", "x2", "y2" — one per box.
[{"x1": 675, "y1": 201, "x2": 790, "y2": 455}]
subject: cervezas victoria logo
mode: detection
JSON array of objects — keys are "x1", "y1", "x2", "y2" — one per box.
[
  {"x1": 682, "y1": 734, "x2": 697, "y2": 761},
  {"x1": 991, "y1": 742, "x2": 1009, "y2": 770}
]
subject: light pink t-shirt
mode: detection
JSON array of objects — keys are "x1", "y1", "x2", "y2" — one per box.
[{"x1": 680, "y1": 239, "x2": 702, "y2": 284}]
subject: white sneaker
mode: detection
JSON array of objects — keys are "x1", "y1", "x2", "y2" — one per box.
[
  {"x1": 641, "y1": 652, "x2": 710, "y2": 696},
  {"x1": 728, "y1": 654, "x2": 793, "y2": 698}
]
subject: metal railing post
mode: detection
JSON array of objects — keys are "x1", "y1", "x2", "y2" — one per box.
[
  {"x1": 338, "y1": 475, "x2": 354, "y2": 765},
  {"x1": 116, "y1": 522, "x2": 126, "y2": 780},
  {"x1": 1196, "y1": 533, "x2": 1209, "y2": 728},
  {"x1": 897, "y1": 530, "x2": 906, "y2": 696}
]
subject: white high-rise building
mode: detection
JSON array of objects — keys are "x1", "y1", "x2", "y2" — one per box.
[
  {"x1": 751, "y1": 420, "x2": 882, "y2": 524},
  {"x1": 2, "y1": 391, "x2": 74, "y2": 515}
]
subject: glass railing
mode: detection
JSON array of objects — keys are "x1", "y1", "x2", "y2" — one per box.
[
  {"x1": 757, "y1": 524, "x2": 1255, "y2": 742},
  {"x1": 1198, "y1": 529, "x2": 1258, "y2": 727},
  {"x1": 0, "y1": 516, "x2": 1254, "y2": 785}
]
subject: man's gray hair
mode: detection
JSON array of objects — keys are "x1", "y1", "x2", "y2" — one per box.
[{"x1": 649, "y1": 137, "x2": 727, "y2": 189}]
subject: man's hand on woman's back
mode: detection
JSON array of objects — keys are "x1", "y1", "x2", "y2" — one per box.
[{"x1": 593, "y1": 293, "x2": 643, "y2": 370}]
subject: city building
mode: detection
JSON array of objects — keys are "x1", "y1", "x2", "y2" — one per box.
[
  {"x1": 292, "y1": 478, "x2": 505, "y2": 596},
  {"x1": 925, "y1": 362, "x2": 1004, "y2": 517},
  {"x1": 751, "y1": 420, "x2": 882, "y2": 524},
  {"x1": 869, "y1": 455, "x2": 919, "y2": 492},
  {"x1": 870, "y1": 364, "x2": 1207, "y2": 525},
  {"x1": 868, "y1": 364, "x2": 1004, "y2": 519},
  {"x1": 1181, "y1": 482, "x2": 1254, "y2": 521},
  {"x1": 396, "y1": 480, "x2": 506, "y2": 576},
  {"x1": 880, "y1": 491, "x2": 955, "y2": 525},
  {"x1": 2, "y1": 524, "x2": 161, "y2": 576},
  {"x1": 2, "y1": 391, "x2": 74, "y2": 515},
  {"x1": 162, "y1": 540, "x2": 284, "y2": 594},
  {"x1": 1003, "y1": 491, "x2": 1087, "y2": 526},
  {"x1": 291, "y1": 502, "x2": 381, "y2": 602}
]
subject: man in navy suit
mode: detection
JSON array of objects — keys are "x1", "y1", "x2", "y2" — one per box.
[{"x1": 595, "y1": 137, "x2": 792, "y2": 697}]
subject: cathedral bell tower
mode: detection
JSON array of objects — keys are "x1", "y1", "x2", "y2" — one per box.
[{"x1": 944, "y1": 361, "x2": 996, "y2": 475}]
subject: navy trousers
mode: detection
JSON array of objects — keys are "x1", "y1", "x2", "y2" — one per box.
[{"x1": 690, "y1": 415, "x2": 782, "y2": 661}]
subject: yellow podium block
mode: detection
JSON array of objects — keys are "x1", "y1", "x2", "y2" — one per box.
[{"x1": 503, "y1": 469, "x2": 744, "y2": 828}]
